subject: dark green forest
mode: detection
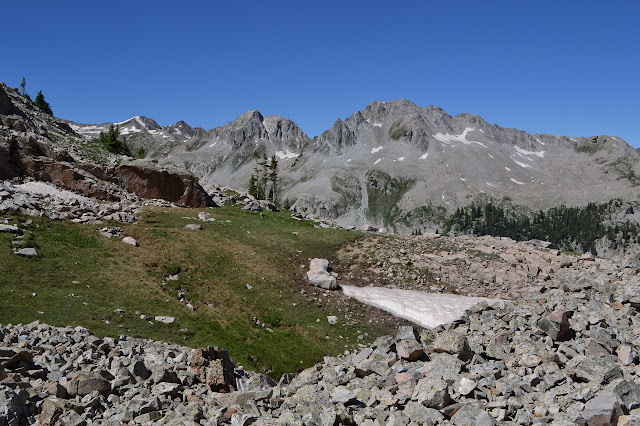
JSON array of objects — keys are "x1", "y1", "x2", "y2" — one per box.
[{"x1": 446, "y1": 200, "x2": 640, "y2": 254}]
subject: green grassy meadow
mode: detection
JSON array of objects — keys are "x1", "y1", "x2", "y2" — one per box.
[{"x1": 0, "y1": 204, "x2": 380, "y2": 378}]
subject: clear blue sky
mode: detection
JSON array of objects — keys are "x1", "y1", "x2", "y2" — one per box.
[{"x1": 3, "y1": 1, "x2": 639, "y2": 146}]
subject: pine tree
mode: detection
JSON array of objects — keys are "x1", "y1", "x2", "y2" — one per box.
[
  {"x1": 98, "y1": 125, "x2": 131, "y2": 156},
  {"x1": 34, "y1": 91, "x2": 53, "y2": 115},
  {"x1": 20, "y1": 77, "x2": 26, "y2": 96}
]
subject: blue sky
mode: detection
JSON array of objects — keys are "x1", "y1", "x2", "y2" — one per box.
[{"x1": 3, "y1": 1, "x2": 639, "y2": 146}]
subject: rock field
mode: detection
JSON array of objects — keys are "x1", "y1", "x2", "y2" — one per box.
[{"x1": 2, "y1": 226, "x2": 640, "y2": 424}]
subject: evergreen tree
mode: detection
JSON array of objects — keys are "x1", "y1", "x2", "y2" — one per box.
[
  {"x1": 97, "y1": 125, "x2": 131, "y2": 156},
  {"x1": 34, "y1": 91, "x2": 52, "y2": 115},
  {"x1": 20, "y1": 77, "x2": 26, "y2": 96}
]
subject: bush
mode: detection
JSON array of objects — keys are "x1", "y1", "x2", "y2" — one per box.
[{"x1": 97, "y1": 125, "x2": 131, "y2": 156}]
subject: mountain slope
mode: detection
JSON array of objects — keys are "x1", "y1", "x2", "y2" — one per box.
[{"x1": 69, "y1": 100, "x2": 640, "y2": 233}]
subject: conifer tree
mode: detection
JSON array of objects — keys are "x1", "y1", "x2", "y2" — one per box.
[{"x1": 34, "y1": 91, "x2": 52, "y2": 115}]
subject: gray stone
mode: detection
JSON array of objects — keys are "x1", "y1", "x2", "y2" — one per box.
[
  {"x1": 431, "y1": 331, "x2": 472, "y2": 360},
  {"x1": 582, "y1": 393, "x2": 622, "y2": 425},
  {"x1": 122, "y1": 236, "x2": 138, "y2": 246},
  {"x1": 184, "y1": 223, "x2": 202, "y2": 230},
  {"x1": 411, "y1": 377, "x2": 450, "y2": 409},
  {"x1": 154, "y1": 316, "x2": 175, "y2": 324},
  {"x1": 14, "y1": 247, "x2": 37, "y2": 256},
  {"x1": 65, "y1": 371, "x2": 111, "y2": 397},
  {"x1": 538, "y1": 310, "x2": 571, "y2": 340}
]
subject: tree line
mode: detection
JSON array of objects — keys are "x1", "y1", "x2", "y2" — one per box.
[{"x1": 446, "y1": 200, "x2": 640, "y2": 254}]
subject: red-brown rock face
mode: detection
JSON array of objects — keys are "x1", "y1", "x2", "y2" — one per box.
[{"x1": 115, "y1": 163, "x2": 213, "y2": 207}]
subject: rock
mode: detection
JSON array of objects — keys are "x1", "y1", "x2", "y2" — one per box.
[
  {"x1": 327, "y1": 316, "x2": 338, "y2": 325},
  {"x1": 154, "y1": 316, "x2": 175, "y2": 324},
  {"x1": 184, "y1": 223, "x2": 202, "y2": 230},
  {"x1": 0, "y1": 224, "x2": 21, "y2": 233},
  {"x1": 65, "y1": 371, "x2": 111, "y2": 397},
  {"x1": 190, "y1": 346, "x2": 236, "y2": 392},
  {"x1": 14, "y1": 247, "x2": 37, "y2": 256},
  {"x1": 451, "y1": 402, "x2": 497, "y2": 426},
  {"x1": 198, "y1": 212, "x2": 214, "y2": 222},
  {"x1": 122, "y1": 236, "x2": 138, "y2": 246},
  {"x1": 537, "y1": 310, "x2": 571, "y2": 340},
  {"x1": 609, "y1": 380, "x2": 640, "y2": 412},
  {"x1": 361, "y1": 224, "x2": 379, "y2": 232},
  {"x1": 431, "y1": 331, "x2": 472, "y2": 360},
  {"x1": 411, "y1": 377, "x2": 450, "y2": 409},
  {"x1": 307, "y1": 258, "x2": 338, "y2": 290},
  {"x1": 582, "y1": 393, "x2": 622, "y2": 425},
  {"x1": 396, "y1": 338, "x2": 424, "y2": 361}
]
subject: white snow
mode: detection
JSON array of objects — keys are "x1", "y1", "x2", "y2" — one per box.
[
  {"x1": 510, "y1": 178, "x2": 524, "y2": 185},
  {"x1": 515, "y1": 146, "x2": 545, "y2": 158},
  {"x1": 342, "y1": 286, "x2": 502, "y2": 329},
  {"x1": 346, "y1": 159, "x2": 352, "y2": 163},
  {"x1": 460, "y1": 177, "x2": 466, "y2": 182},
  {"x1": 397, "y1": 157, "x2": 405, "y2": 161},
  {"x1": 276, "y1": 150, "x2": 299, "y2": 160},
  {"x1": 371, "y1": 146, "x2": 384, "y2": 154},
  {"x1": 374, "y1": 159, "x2": 382, "y2": 165},
  {"x1": 488, "y1": 154, "x2": 494, "y2": 159},
  {"x1": 119, "y1": 126, "x2": 142, "y2": 135},
  {"x1": 433, "y1": 127, "x2": 487, "y2": 148},
  {"x1": 513, "y1": 159, "x2": 531, "y2": 168},
  {"x1": 135, "y1": 116, "x2": 146, "y2": 127},
  {"x1": 16, "y1": 182, "x2": 89, "y2": 203},
  {"x1": 486, "y1": 183, "x2": 496, "y2": 188},
  {"x1": 505, "y1": 167, "x2": 511, "y2": 171},
  {"x1": 113, "y1": 116, "x2": 140, "y2": 126},
  {"x1": 419, "y1": 153, "x2": 429, "y2": 160},
  {"x1": 535, "y1": 138, "x2": 545, "y2": 145},
  {"x1": 442, "y1": 194, "x2": 445, "y2": 200},
  {"x1": 372, "y1": 122, "x2": 383, "y2": 128},
  {"x1": 209, "y1": 142, "x2": 217, "y2": 148}
]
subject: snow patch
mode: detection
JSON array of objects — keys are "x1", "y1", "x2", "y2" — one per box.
[
  {"x1": 371, "y1": 146, "x2": 384, "y2": 154},
  {"x1": 510, "y1": 178, "x2": 524, "y2": 185},
  {"x1": 513, "y1": 159, "x2": 531, "y2": 168},
  {"x1": 374, "y1": 159, "x2": 382, "y2": 165},
  {"x1": 488, "y1": 154, "x2": 494, "y2": 159},
  {"x1": 535, "y1": 138, "x2": 545, "y2": 146},
  {"x1": 119, "y1": 126, "x2": 142, "y2": 135},
  {"x1": 486, "y1": 183, "x2": 496, "y2": 188},
  {"x1": 342, "y1": 286, "x2": 502, "y2": 328},
  {"x1": 505, "y1": 167, "x2": 511, "y2": 171},
  {"x1": 397, "y1": 157, "x2": 404, "y2": 161},
  {"x1": 275, "y1": 150, "x2": 299, "y2": 160},
  {"x1": 419, "y1": 153, "x2": 428, "y2": 160},
  {"x1": 460, "y1": 177, "x2": 466, "y2": 182},
  {"x1": 433, "y1": 127, "x2": 487, "y2": 148},
  {"x1": 209, "y1": 142, "x2": 218, "y2": 148},
  {"x1": 515, "y1": 146, "x2": 545, "y2": 158},
  {"x1": 372, "y1": 122, "x2": 383, "y2": 128}
]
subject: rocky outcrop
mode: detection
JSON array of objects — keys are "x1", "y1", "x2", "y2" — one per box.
[{"x1": 114, "y1": 162, "x2": 213, "y2": 208}]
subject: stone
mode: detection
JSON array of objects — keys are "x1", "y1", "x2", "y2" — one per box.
[
  {"x1": 327, "y1": 316, "x2": 338, "y2": 325},
  {"x1": 184, "y1": 223, "x2": 202, "y2": 230},
  {"x1": 307, "y1": 258, "x2": 338, "y2": 290},
  {"x1": 396, "y1": 338, "x2": 424, "y2": 361},
  {"x1": 451, "y1": 402, "x2": 497, "y2": 426},
  {"x1": 198, "y1": 212, "x2": 214, "y2": 221},
  {"x1": 431, "y1": 331, "x2": 472, "y2": 360},
  {"x1": 582, "y1": 393, "x2": 622, "y2": 425},
  {"x1": 411, "y1": 377, "x2": 450, "y2": 409},
  {"x1": 0, "y1": 224, "x2": 21, "y2": 233},
  {"x1": 154, "y1": 316, "x2": 175, "y2": 324},
  {"x1": 122, "y1": 236, "x2": 138, "y2": 246},
  {"x1": 609, "y1": 380, "x2": 640, "y2": 412},
  {"x1": 65, "y1": 371, "x2": 111, "y2": 397},
  {"x1": 538, "y1": 310, "x2": 571, "y2": 340},
  {"x1": 190, "y1": 346, "x2": 236, "y2": 392},
  {"x1": 14, "y1": 247, "x2": 37, "y2": 256}
]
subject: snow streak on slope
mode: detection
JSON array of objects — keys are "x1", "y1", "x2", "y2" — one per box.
[
  {"x1": 433, "y1": 127, "x2": 487, "y2": 148},
  {"x1": 342, "y1": 286, "x2": 502, "y2": 328}
]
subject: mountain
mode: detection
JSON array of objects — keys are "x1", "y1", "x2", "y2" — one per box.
[{"x1": 69, "y1": 100, "x2": 640, "y2": 233}]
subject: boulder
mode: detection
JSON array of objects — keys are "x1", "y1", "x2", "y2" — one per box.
[
  {"x1": 582, "y1": 393, "x2": 622, "y2": 425},
  {"x1": 65, "y1": 371, "x2": 111, "y2": 397},
  {"x1": 122, "y1": 236, "x2": 138, "y2": 246},
  {"x1": 115, "y1": 162, "x2": 213, "y2": 207},
  {"x1": 190, "y1": 346, "x2": 236, "y2": 392},
  {"x1": 307, "y1": 258, "x2": 338, "y2": 290}
]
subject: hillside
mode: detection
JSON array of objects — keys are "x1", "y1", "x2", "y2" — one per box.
[{"x1": 69, "y1": 99, "x2": 640, "y2": 234}]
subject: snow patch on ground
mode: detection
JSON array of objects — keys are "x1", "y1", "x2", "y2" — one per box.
[
  {"x1": 505, "y1": 167, "x2": 511, "y2": 171},
  {"x1": 535, "y1": 138, "x2": 545, "y2": 146},
  {"x1": 275, "y1": 150, "x2": 299, "y2": 160},
  {"x1": 16, "y1": 182, "x2": 90, "y2": 203},
  {"x1": 433, "y1": 127, "x2": 487, "y2": 148},
  {"x1": 486, "y1": 183, "x2": 496, "y2": 188},
  {"x1": 119, "y1": 126, "x2": 142, "y2": 135},
  {"x1": 209, "y1": 142, "x2": 217, "y2": 148},
  {"x1": 513, "y1": 159, "x2": 531, "y2": 168},
  {"x1": 342, "y1": 286, "x2": 502, "y2": 328},
  {"x1": 372, "y1": 122, "x2": 383, "y2": 127},
  {"x1": 515, "y1": 146, "x2": 545, "y2": 158},
  {"x1": 488, "y1": 154, "x2": 494, "y2": 159},
  {"x1": 374, "y1": 159, "x2": 382, "y2": 165},
  {"x1": 346, "y1": 159, "x2": 352, "y2": 163},
  {"x1": 371, "y1": 146, "x2": 384, "y2": 154},
  {"x1": 397, "y1": 157, "x2": 404, "y2": 161},
  {"x1": 420, "y1": 153, "x2": 428, "y2": 160},
  {"x1": 460, "y1": 177, "x2": 466, "y2": 182},
  {"x1": 510, "y1": 178, "x2": 524, "y2": 185}
]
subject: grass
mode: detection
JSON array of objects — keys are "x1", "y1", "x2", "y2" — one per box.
[{"x1": 0, "y1": 205, "x2": 382, "y2": 379}]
